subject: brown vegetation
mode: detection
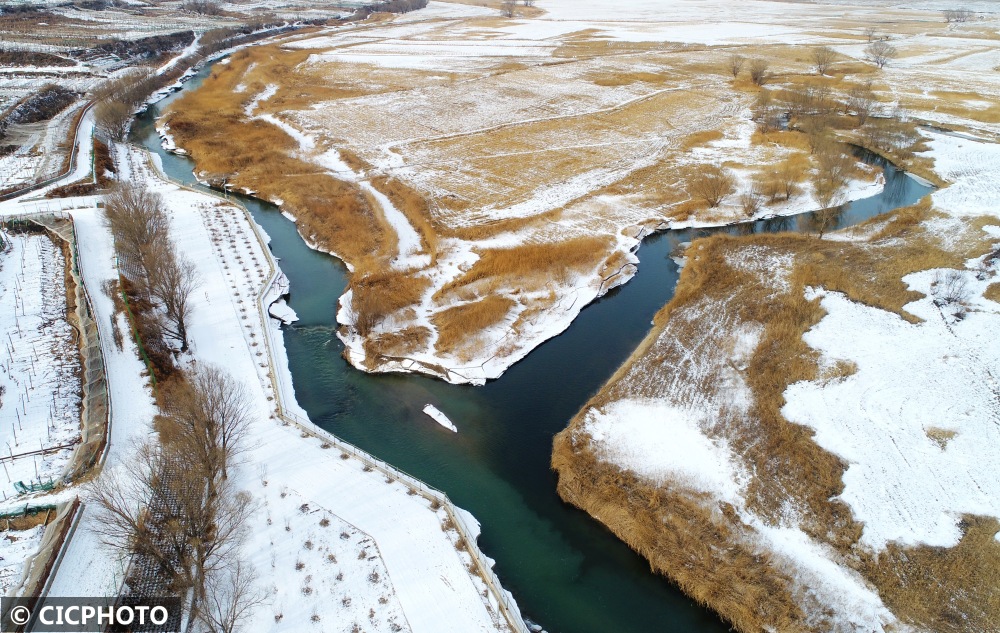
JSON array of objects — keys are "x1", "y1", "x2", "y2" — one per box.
[
  {"x1": 984, "y1": 282, "x2": 1000, "y2": 304},
  {"x1": 165, "y1": 46, "x2": 386, "y2": 271},
  {"x1": 552, "y1": 441, "x2": 807, "y2": 632},
  {"x1": 686, "y1": 165, "x2": 736, "y2": 208},
  {"x1": 432, "y1": 296, "x2": 516, "y2": 356},
  {"x1": 438, "y1": 237, "x2": 611, "y2": 300}
]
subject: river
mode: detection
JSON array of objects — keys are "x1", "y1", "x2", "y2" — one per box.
[{"x1": 133, "y1": 65, "x2": 933, "y2": 633}]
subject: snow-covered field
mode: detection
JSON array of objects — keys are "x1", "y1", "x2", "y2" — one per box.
[
  {"x1": 782, "y1": 131, "x2": 1000, "y2": 552},
  {"x1": 0, "y1": 231, "x2": 82, "y2": 494}
]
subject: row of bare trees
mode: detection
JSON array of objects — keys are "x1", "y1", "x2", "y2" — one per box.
[
  {"x1": 104, "y1": 183, "x2": 198, "y2": 352},
  {"x1": 90, "y1": 366, "x2": 262, "y2": 632}
]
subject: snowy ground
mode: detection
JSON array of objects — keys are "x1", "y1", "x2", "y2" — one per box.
[
  {"x1": 0, "y1": 231, "x2": 82, "y2": 495},
  {"x1": 0, "y1": 524, "x2": 45, "y2": 595},
  {"x1": 782, "y1": 130, "x2": 1000, "y2": 552}
]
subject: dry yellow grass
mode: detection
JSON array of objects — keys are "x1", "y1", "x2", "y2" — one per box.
[
  {"x1": 862, "y1": 515, "x2": 1000, "y2": 632},
  {"x1": 166, "y1": 46, "x2": 388, "y2": 270},
  {"x1": 437, "y1": 236, "x2": 611, "y2": 301},
  {"x1": 431, "y1": 295, "x2": 516, "y2": 356},
  {"x1": 984, "y1": 282, "x2": 1000, "y2": 304},
  {"x1": 552, "y1": 440, "x2": 809, "y2": 633}
]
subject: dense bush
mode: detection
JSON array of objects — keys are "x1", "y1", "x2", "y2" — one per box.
[
  {"x1": 4, "y1": 85, "x2": 78, "y2": 125},
  {"x1": 89, "y1": 30, "x2": 195, "y2": 62}
]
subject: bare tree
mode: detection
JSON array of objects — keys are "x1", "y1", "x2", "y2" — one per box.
[
  {"x1": 104, "y1": 182, "x2": 171, "y2": 270},
  {"x1": 864, "y1": 26, "x2": 878, "y2": 43},
  {"x1": 752, "y1": 89, "x2": 783, "y2": 133},
  {"x1": 813, "y1": 46, "x2": 836, "y2": 75},
  {"x1": 197, "y1": 559, "x2": 266, "y2": 633},
  {"x1": 145, "y1": 241, "x2": 199, "y2": 352},
  {"x1": 728, "y1": 53, "x2": 746, "y2": 78},
  {"x1": 865, "y1": 39, "x2": 897, "y2": 69},
  {"x1": 163, "y1": 365, "x2": 253, "y2": 486},
  {"x1": 944, "y1": 8, "x2": 973, "y2": 23},
  {"x1": 739, "y1": 186, "x2": 763, "y2": 217},
  {"x1": 847, "y1": 82, "x2": 880, "y2": 125},
  {"x1": 812, "y1": 145, "x2": 855, "y2": 209},
  {"x1": 801, "y1": 207, "x2": 844, "y2": 239},
  {"x1": 500, "y1": 0, "x2": 517, "y2": 17},
  {"x1": 523, "y1": 0, "x2": 536, "y2": 6},
  {"x1": 748, "y1": 58, "x2": 773, "y2": 86},
  {"x1": 94, "y1": 100, "x2": 133, "y2": 142},
  {"x1": 687, "y1": 165, "x2": 736, "y2": 207},
  {"x1": 87, "y1": 439, "x2": 195, "y2": 592}
]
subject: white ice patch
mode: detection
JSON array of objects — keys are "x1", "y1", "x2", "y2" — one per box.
[
  {"x1": 422, "y1": 404, "x2": 457, "y2": 433},
  {"x1": 268, "y1": 298, "x2": 298, "y2": 325},
  {"x1": 583, "y1": 399, "x2": 743, "y2": 501}
]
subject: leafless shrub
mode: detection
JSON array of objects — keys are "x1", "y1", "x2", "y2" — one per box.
[
  {"x1": 500, "y1": 0, "x2": 517, "y2": 17},
  {"x1": 752, "y1": 90, "x2": 783, "y2": 133},
  {"x1": 748, "y1": 58, "x2": 772, "y2": 86},
  {"x1": 812, "y1": 144, "x2": 856, "y2": 209},
  {"x1": 944, "y1": 8, "x2": 974, "y2": 23},
  {"x1": 813, "y1": 46, "x2": 836, "y2": 75},
  {"x1": 933, "y1": 270, "x2": 971, "y2": 305},
  {"x1": 687, "y1": 166, "x2": 736, "y2": 208},
  {"x1": 800, "y1": 207, "x2": 844, "y2": 239},
  {"x1": 739, "y1": 187, "x2": 763, "y2": 218},
  {"x1": 847, "y1": 82, "x2": 880, "y2": 126},
  {"x1": 865, "y1": 39, "x2": 897, "y2": 69},
  {"x1": 728, "y1": 53, "x2": 745, "y2": 78},
  {"x1": 183, "y1": 0, "x2": 222, "y2": 15}
]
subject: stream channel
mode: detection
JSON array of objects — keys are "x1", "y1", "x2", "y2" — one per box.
[{"x1": 133, "y1": 63, "x2": 933, "y2": 633}]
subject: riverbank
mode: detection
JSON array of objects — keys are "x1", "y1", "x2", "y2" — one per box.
[{"x1": 553, "y1": 128, "x2": 1000, "y2": 632}]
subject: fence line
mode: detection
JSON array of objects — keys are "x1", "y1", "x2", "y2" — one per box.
[{"x1": 142, "y1": 151, "x2": 529, "y2": 633}]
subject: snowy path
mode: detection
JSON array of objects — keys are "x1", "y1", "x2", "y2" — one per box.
[{"x1": 44, "y1": 206, "x2": 159, "y2": 599}]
